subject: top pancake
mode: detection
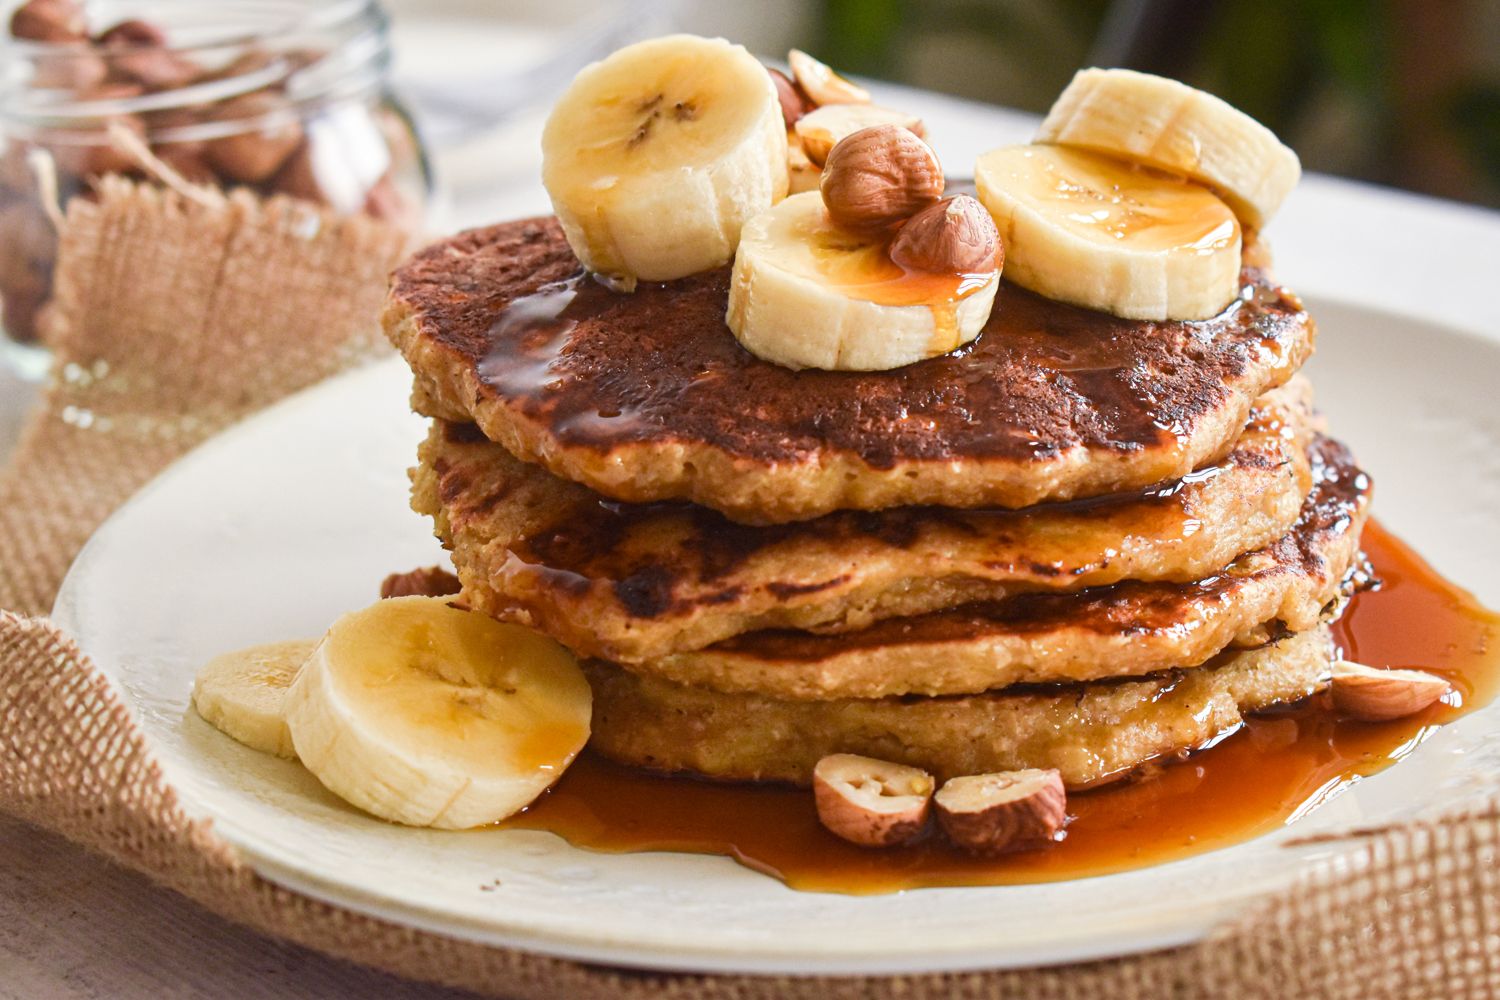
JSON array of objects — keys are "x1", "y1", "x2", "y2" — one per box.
[{"x1": 386, "y1": 217, "x2": 1315, "y2": 524}]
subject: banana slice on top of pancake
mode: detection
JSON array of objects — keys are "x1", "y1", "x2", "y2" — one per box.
[
  {"x1": 975, "y1": 144, "x2": 1242, "y2": 322},
  {"x1": 1036, "y1": 67, "x2": 1301, "y2": 230},
  {"x1": 974, "y1": 68, "x2": 1298, "y2": 322},
  {"x1": 727, "y1": 191, "x2": 1001, "y2": 371},
  {"x1": 541, "y1": 34, "x2": 788, "y2": 290}
]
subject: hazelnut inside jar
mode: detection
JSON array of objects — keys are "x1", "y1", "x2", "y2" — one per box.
[{"x1": 0, "y1": 0, "x2": 432, "y2": 376}]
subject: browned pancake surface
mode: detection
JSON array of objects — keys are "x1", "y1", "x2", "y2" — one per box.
[
  {"x1": 414, "y1": 383, "x2": 1315, "y2": 664},
  {"x1": 386, "y1": 218, "x2": 1314, "y2": 522}
]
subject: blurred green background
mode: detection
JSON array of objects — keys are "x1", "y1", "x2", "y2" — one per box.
[
  {"x1": 390, "y1": 0, "x2": 1500, "y2": 210},
  {"x1": 801, "y1": 0, "x2": 1500, "y2": 208}
]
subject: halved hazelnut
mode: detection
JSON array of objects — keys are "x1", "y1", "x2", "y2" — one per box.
[
  {"x1": 934, "y1": 768, "x2": 1066, "y2": 855},
  {"x1": 766, "y1": 67, "x2": 813, "y2": 128},
  {"x1": 788, "y1": 49, "x2": 870, "y2": 106},
  {"x1": 890, "y1": 194, "x2": 1002, "y2": 274},
  {"x1": 380, "y1": 566, "x2": 462, "y2": 600},
  {"x1": 1330, "y1": 660, "x2": 1450, "y2": 721},
  {"x1": 819, "y1": 124, "x2": 943, "y2": 234},
  {"x1": 794, "y1": 103, "x2": 925, "y2": 167},
  {"x1": 812, "y1": 753, "x2": 933, "y2": 848}
]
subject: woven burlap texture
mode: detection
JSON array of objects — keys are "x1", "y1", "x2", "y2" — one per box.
[{"x1": 2, "y1": 180, "x2": 1499, "y2": 1000}]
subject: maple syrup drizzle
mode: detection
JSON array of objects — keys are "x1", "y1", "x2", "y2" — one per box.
[{"x1": 504, "y1": 520, "x2": 1500, "y2": 893}]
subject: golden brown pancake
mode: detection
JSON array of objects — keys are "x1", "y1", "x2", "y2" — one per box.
[
  {"x1": 415, "y1": 382, "x2": 1316, "y2": 664},
  {"x1": 620, "y1": 435, "x2": 1368, "y2": 698},
  {"x1": 385, "y1": 218, "x2": 1315, "y2": 523},
  {"x1": 586, "y1": 627, "x2": 1332, "y2": 788}
]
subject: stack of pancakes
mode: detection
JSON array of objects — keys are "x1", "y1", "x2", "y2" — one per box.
[{"x1": 385, "y1": 217, "x2": 1371, "y2": 790}]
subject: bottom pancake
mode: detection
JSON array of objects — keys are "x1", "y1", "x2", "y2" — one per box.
[{"x1": 586, "y1": 626, "x2": 1331, "y2": 789}]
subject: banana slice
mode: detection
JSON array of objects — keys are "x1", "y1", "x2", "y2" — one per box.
[
  {"x1": 787, "y1": 132, "x2": 821, "y2": 193},
  {"x1": 192, "y1": 639, "x2": 316, "y2": 759},
  {"x1": 1036, "y1": 68, "x2": 1300, "y2": 230},
  {"x1": 727, "y1": 192, "x2": 999, "y2": 371},
  {"x1": 285, "y1": 597, "x2": 592, "y2": 829},
  {"x1": 975, "y1": 144, "x2": 1241, "y2": 321},
  {"x1": 541, "y1": 34, "x2": 788, "y2": 289},
  {"x1": 794, "y1": 104, "x2": 925, "y2": 166}
]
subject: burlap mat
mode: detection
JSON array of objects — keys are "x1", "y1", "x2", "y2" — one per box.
[{"x1": 2, "y1": 180, "x2": 1499, "y2": 999}]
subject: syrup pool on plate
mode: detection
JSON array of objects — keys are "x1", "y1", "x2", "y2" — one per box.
[{"x1": 503, "y1": 519, "x2": 1500, "y2": 893}]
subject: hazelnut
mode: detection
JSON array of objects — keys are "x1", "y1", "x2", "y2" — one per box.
[
  {"x1": 97, "y1": 19, "x2": 200, "y2": 91},
  {"x1": 44, "y1": 104, "x2": 148, "y2": 177},
  {"x1": 819, "y1": 125, "x2": 943, "y2": 233},
  {"x1": 270, "y1": 140, "x2": 327, "y2": 204},
  {"x1": 380, "y1": 566, "x2": 462, "y2": 600},
  {"x1": 154, "y1": 143, "x2": 218, "y2": 186},
  {"x1": 934, "y1": 769, "x2": 1066, "y2": 855},
  {"x1": 30, "y1": 44, "x2": 107, "y2": 90},
  {"x1": 788, "y1": 49, "x2": 870, "y2": 106},
  {"x1": 204, "y1": 92, "x2": 304, "y2": 182},
  {"x1": 766, "y1": 67, "x2": 813, "y2": 128},
  {"x1": 0, "y1": 199, "x2": 58, "y2": 343},
  {"x1": 362, "y1": 174, "x2": 418, "y2": 231},
  {"x1": 794, "y1": 103, "x2": 925, "y2": 167},
  {"x1": 96, "y1": 17, "x2": 166, "y2": 47},
  {"x1": 9, "y1": 0, "x2": 86, "y2": 42},
  {"x1": 813, "y1": 753, "x2": 934, "y2": 848},
  {"x1": 890, "y1": 195, "x2": 1003, "y2": 274},
  {"x1": 1330, "y1": 661, "x2": 1450, "y2": 721}
]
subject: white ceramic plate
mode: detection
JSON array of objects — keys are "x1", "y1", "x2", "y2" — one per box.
[{"x1": 50, "y1": 289, "x2": 1500, "y2": 975}]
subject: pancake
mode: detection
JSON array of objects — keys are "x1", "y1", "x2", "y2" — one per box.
[
  {"x1": 385, "y1": 217, "x2": 1315, "y2": 524},
  {"x1": 631, "y1": 435, "x2": 1369, "y2": 698},
  {"x1": 586, "y1": 626, "x2": 1332, "y2": 788},
  {"x1": 415, "y1": 382, "x2": 1316, "y2": 664}
]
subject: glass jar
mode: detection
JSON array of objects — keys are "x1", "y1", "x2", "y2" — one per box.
[{"x1": 0, "y1": 0, "x2": 432, "y2": 377}]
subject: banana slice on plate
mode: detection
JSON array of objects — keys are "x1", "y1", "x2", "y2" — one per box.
[
  {"x1": 975, "y1": 144, "x2": 1241, "y2": 321},
  {"x1": 192, "y1": 639, "x2": 316, "y2": 759},
  {"x1": 727, "y1": 191, "x2": 1000, "y2": 371},
  {"x1": 286, "y1": 597, "x2": 592, "y2": 829},
  {"x1": 541, "y1": 34, "x2": 788, "y2": 289},
  {"x1": 1036, "y1": 68, "x2": 1300, "y2": 230}
]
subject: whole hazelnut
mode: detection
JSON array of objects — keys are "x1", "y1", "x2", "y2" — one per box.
[
  {"x1": 97, "y1": 19, "x2": 200, "y2": 91},
  {"x1": 154, "y1": 144, "x2": 218, "y2": 186},
  {"x1": 30, "y1": 44, "x2": 107, "y2": 90},
  {"x1": 204, "y1": 92, "x2": 304, "y2": 182},
  {"x1": 889, "y1": 195, "x2": 1003, "y2": 274},
  {"x1": 44, "y1": 106, "x2": 148, "y2": 178},
  {"x1": 9, "y1": 0, "x2": 87, "y2": 42},
  {"x1": 819, "y1": 124, "x2": 943, "y2": 234},
  {"x1": 766, "y1": 67, "x2": 812, "y2": 128},
  {"x1": 0, "y1": 200, "x2": 59, "y2": 343}
]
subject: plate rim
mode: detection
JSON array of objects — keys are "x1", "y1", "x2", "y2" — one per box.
[{"x1": 50, "y1": 283, "x2": 1500, "y2": 976}]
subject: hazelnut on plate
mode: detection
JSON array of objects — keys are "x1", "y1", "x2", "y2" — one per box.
[
  {"x1": 813, "y1": 753, "x2": 934, "y2": 847},
  {"x1": 934, "y1": 768, "x2": 1067, "y2": 855},
  {"x1": 1330, "y1": 660, "x2": 1451, "y2": 721}
]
